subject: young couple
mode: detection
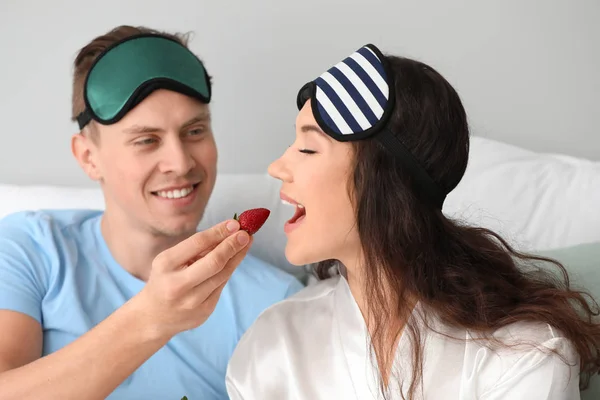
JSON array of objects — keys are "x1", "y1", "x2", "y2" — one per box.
[{"x1": 0, "y1": 25, "x2": 598, "y2": 400}]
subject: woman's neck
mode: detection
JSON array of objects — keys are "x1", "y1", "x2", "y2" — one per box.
[
  {"x1": 342, "y1": 259, "x2": 414, "y2": 388},
  {"x1": 343, "y1": 264, "x2": 369, "y2": 319},
  {"x1": 342, "y1": 262, "x2": 398, "y2": 385}
]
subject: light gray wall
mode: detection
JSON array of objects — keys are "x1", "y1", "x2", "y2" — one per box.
[{"x1": 1, "y1": 0, "x2": 598, "y2": 186}]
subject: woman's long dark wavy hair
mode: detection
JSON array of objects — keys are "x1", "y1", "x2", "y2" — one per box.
[{"x1": 315, "y1": 55, "x2": 600, "y2": 399}]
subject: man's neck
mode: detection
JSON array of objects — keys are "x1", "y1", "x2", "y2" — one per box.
[{"x1": 100, "y1": 212, "x2": 193, "y2": 282}]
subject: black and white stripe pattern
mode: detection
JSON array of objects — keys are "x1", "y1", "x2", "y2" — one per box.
[{"x1": 313, "y1": 45, "x2": 390, "y2": 135}]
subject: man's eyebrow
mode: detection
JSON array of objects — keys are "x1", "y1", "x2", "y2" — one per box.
[
  {"x1": 123, "y1": 112, "x2": 211, "y2": 134},
  {"x1": 123, "y1": 125, "x2": 163, "y2": 134},
  {"x1": 181, "y1": 112, "x2": 211, "y2": 129}
]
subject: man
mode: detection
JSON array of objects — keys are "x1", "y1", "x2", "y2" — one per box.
[{"x1": 0, "y1": 25, "x2": 303, "y2": 399}]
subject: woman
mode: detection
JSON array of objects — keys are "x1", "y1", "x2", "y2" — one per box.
[{"x1": 225, "y1": 44, "x2": 600, "y2": 399}]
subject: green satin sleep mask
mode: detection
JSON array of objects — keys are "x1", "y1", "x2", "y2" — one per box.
[{"x1": 76, "y1": 33, "x2": 211, "y2": 130}]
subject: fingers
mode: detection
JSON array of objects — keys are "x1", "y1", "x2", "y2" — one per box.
[
  {"x1": 153, "y1": 219, "x2": 241, "y2": 271},
  {"x1": 201, "y1": 279, "x2": 229, "y2": 313},
  {"x1": 189, "y1": 237, "x2": 253, "y2": 307},
  {"x1": 200, "y1": 237, "x2": 253, "y2": 292},
  {"x1": 183, "y1": 229, "x2": 251, "y2": 286}
]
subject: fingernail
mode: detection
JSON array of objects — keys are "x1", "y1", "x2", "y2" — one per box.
[
  {"x1": 227, "y1": 220, "x2": 239, "y2": 232},
  {"x1": 237, "y1": 232, "x2": 249, "y2": 245}
]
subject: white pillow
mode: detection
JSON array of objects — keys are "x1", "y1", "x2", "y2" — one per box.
[
  {"x1": 0, "y1": 183, "x2": 104, "y2": 218},
  {"x1": 444, "y1": 136, "x2": 600, "y2": 250}
]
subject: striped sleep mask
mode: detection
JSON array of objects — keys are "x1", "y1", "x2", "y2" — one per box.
[{"x1": 296, "y1": 44, "x2": 447, "y2": 209}]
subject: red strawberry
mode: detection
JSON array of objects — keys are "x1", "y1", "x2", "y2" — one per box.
[{"x1": 233, "y1": 208, "x2": 271, "y2": 235}]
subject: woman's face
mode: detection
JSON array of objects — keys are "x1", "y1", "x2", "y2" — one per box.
[{"x1": 268, "y1": 101, "x2": 362, "y2": 267}]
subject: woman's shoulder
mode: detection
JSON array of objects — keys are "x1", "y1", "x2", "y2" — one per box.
[
  {"x1": 463, "y1": 321, "x2": 580, "y2": 398},
  {"x1": 473, "y1": 320, "x2": 579, "y2": 362},
  {"x1": 227, "y1": 276, "x2": 341, "y2": 380},
  {"x1": 233, "y1": 275, "x2": 341, "y2": 344},
  {"x1": 491, "y1": 320, "x2": 562, "y2": 340},
  {"x1": 246, "y1": 275, "x2": 340, "y2": 329}
]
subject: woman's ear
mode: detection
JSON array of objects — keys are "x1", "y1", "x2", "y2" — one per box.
[{"x1": 71, "y1": 131, "x2": 102, "y2": 181}]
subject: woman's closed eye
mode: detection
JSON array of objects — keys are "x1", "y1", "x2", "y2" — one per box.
[{"x1": 299, "y1": 149, "x2": 317, "y2": 154}]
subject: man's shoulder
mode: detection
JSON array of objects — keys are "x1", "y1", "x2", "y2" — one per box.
[
  {"x1": 0, "y1": 209, "x2": 104, "y2": 324},
  {"x1": 0, "y1": 208, "x2": 102, "y2": 231},
  {"x1": 0, "y1": 209, "x2": 103, "y2": 247}
]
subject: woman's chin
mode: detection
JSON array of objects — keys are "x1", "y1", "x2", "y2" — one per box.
[
  {"x1": 284, "y1": 243, "x2": 323, "y2": 266},
  {"x1": 284, "y1": 251, "x2": 311, "y2": 266}
]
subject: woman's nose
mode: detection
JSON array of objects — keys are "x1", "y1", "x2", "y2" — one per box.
[{"x1": 268, "y1": 153, "x2": 292, "y2": 182}]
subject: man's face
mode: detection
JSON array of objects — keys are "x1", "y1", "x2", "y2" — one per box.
[{"x1": 76, "y1": 89, "x2": 217, "y2": 238}]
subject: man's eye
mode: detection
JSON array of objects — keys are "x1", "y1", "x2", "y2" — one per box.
[
  {"x1": 134, "y1": 138, "x2": 157, "y2": 146},
  {"x1": 188, "y1": 127, "x2": 206, "y2": 136}
]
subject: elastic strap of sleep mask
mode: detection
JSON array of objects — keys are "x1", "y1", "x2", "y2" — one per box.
[
  {"x1": 76, "y1": 34, "x2": 211, "y2": 130},
  {"x1": 296, "y1": 44, "x2": 447, "y2": 209}
]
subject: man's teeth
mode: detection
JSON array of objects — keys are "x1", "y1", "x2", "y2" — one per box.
[{"x1": 157, "y1": 186, "x2": 194, "y2": 199}]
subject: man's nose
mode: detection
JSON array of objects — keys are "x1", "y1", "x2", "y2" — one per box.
[{"x1": 159, "y1": 139, "x2": 196, "y2": 175}]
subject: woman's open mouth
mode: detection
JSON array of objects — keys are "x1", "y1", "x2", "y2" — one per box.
[{"x1": 282, "y1": 198, "x2": 305, "y2": 233}]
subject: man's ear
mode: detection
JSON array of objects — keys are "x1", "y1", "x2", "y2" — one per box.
[{"x1": 71, "y1": 132, "x2": 102, "y2": 181}]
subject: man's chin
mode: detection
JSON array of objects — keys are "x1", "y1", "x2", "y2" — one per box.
[
  {"x1": 148, "y1": 212, "x2": 203, "y2": 238},
  {"x1": 150, "y1": 223, "x2": 199, "y2": 239}
]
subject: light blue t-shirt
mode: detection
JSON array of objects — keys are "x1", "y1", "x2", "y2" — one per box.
[{"x1": 0, "y1": 209, "x2": 304, "y2": 399}]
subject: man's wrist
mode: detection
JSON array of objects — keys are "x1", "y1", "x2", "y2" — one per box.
[{"x1": 120, "y1": 294, "x2": 174, "y2": 347}]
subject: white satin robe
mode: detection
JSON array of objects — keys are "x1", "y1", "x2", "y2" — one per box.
[{"x1": 226, "y1": 275, "x2": 581, "y2": 399}]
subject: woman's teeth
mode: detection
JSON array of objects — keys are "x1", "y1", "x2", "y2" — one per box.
[{"x1": 282, "y1": 199, "x2": 304, "y2": 208}]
